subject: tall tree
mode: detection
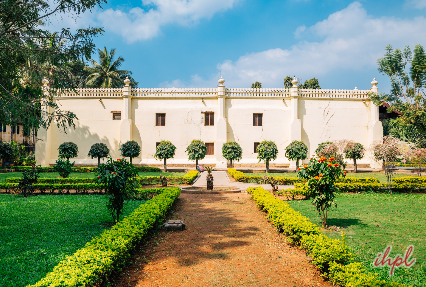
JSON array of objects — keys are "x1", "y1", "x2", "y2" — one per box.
[
  {"x1": 86, "y1": 47, "x2": 138, "y2": 88},
  {"x1": 284, "y1": 76, "x2": 293, "y2": 89},
  {"x1": 0, "y1": 0, "x2": 105, "y2": 131},
  {"x1": 300, "y1": 78, "x2": 321, "y2": 89},
  {"x1": 371, "y1": 44, "x2": 426, "y2": 136}
]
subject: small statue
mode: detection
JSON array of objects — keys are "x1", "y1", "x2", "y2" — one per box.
[
  {"x1": 268, "y1": 176, "x2": 279, "y2": 193},
  {"x1": 205, "y1": 167, "x2": 214, "y2": 190}
]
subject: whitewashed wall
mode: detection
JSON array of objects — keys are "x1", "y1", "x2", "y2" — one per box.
[{"x1": 35, "y1": 77, "x2": 382, "y2": 168}]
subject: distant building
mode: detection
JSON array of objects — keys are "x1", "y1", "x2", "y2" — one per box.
[
  {"x1": 1, "y1": 124, "x2": 36, "y2": 150},
  {"x1": 35, "y1": 77, "x2": 383, "y2": 168}
]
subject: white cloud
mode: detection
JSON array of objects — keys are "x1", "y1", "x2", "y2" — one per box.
[
  {"x1": 97, "y1": 0, "x2": 240, "y2": 43},
  {"x1": 170, "y1": 1, "x2": 426, "y2": 88},
  {"x1": 406, "y1": 0, "x2": 426, "y2": 9}
]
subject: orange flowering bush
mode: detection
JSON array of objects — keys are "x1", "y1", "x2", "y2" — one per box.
[{"x1": 298, "y1": 156, "x2": 345, "y2": 228}]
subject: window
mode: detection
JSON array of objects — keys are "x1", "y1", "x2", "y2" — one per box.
[
  {"x1": 204, "y1": 112, "x2": 214, "y2": 126},
  {"x1": 156, "y1": 113, "x2": 166, "y2": 126},
  {"x1": 156, "y1": 142, "x2": 160, "y2": 148},
  {"x1": 17, "y1": 126, "x2": 20, "y2": 134},
  {"x1": 112, "y1": 112, "x2": 121, "y2": 120},
  {"x1": 206, "y1": 143, "x2": 214, "y2": 155},
  {"x1": 11, "y1": 126, "x2": 15, "y2": 134},
  {"x1": 254, "y1": 142, "x2": 260, "y2": 153},
  {"x1": 253, "y1": 113, "x2": 263, "y2": 126}
]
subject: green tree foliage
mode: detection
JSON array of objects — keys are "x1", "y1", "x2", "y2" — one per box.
[
  {"x1": 86, "y1": 47, "x2": 138, "y2": 88},
  {"x1": 0, "y1": 0, "x2": 104, "y2": 132},
  {"x1": 285, "y1": 140, "x2": 308, "y2": 170},
  {"x1": 222, "y1": 141, "x2": 243, "y2": 168},
  {"x1": 186, "y1": 140, "x2": 207, "y2": 169},
  {"x1": 257, "y1": 140, "x2": 278, "y2": 173},
  {"x1": 298, "y1": 156, "x2": 345, "y2": 228},
  {"x1": 284, "y1": 76, "x2": 293, "y2": 89},
  {"x1": 251, "y1": 81, "x2": 262, "y2": 88},
  {"x1": 0, "y1": 142, "x2": 14, "y2": 167},
  {"x1": 383, "y1": 118, "x2": 426, "y2": 148},
  {"x1": 88, "y1": 143, "x2": 110, "y2": 166},
  {"x1": 53, "y1": 159, "x2": 74, "y2": 178},
  {"x1": 299, "y1": 78, "x2": 321, "y2": 89},
  {"x1": 18, "y1": 165, "x2": 40, "y2": 197},
  {"x1": 372, "y1": 44, "x2": 426, "y2": 136},
  {"x1": 58, "y1": 142, "x2": 78, "y2": 160},
  {"x1": 120, "y1": 140, "x2": 141, "y2": 164},
  {"x1": 343, "y1": 142, "x2": 364, "y2": 173},
  {"x1": 96, "y1": 158, "x2": 138, "y2": 222},
  {"x1": 154, "y1": 140, "x2": 176, "y2": 172}
]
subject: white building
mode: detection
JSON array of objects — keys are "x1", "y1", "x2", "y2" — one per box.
[{"x1": 35, "y1": 77, "x2": 383, "y2": 168}]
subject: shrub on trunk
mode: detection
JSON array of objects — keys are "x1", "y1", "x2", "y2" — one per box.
[
  {"x1": 285, "y1": 140, "x2": 308, "y2": 170},
  {"x1": 222, "y1": 141, "x2": 242, "y2": 168},
  {"x1": 120, "y1": 140, "x2": 141, "y2": 164},
  {"x1": 88, "y1": 143, "x2": 110, "y2": 166},
  {"x1": 154, "y1": 141, "x2": 176, "y2": 172},
  {"x1": 58, "y1": 142, "x2": 78, "y2": 160},
  {"x1": 256, "y1": 140, "x2": 278, "y2": 173},
  {"x1": 186, "y1": 140, "x2": 206, "y2": 169}
]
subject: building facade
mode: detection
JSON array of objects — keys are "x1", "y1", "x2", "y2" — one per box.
[{"x1": 35, "y1": 77, "x2": 383, "y2": 168}]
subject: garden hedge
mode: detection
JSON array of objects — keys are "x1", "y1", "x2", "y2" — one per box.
[
  {"x1": 247, "y1": 186, "x2": 405, "y2": 287},
  {"x1": 29, "y1": 187, "x2": 180, "y2": 287},
  {"x1": 228, "y1": 168, "x2": 379, "y2": 185},
  {"x1": 11, "y1": 166, "x2": 161, "y2": 173}
]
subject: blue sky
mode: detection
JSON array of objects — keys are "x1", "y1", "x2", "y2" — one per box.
[{"x1": 50, "y1": 0, "x2": 426, "y2": 92}]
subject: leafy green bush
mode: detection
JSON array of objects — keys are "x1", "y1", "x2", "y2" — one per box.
[
  {"x1": 285, "y1": 140, "x2": 308, "y2": 170},
  {"x1": 53, "y1": 159, "x2": 74, "y2": 178},
  {"x1": 29, "y1": 187, "x2": 180, "y2": 287},
  {"x1": 96, "y1": 158, "x2": 138, "y2": 222},
  {"x1": 186, "y1": 140, "x2": 206, "y2": 168},
  {"x1": 88, "y1": 143, "x2": 109, "y2": 166},
  {"x1": 298, "y1": 156, "x2": 345, "y2": 227},
  {"x1": 119, "y1": 140, "x2": 141, "y2": 164},
  {"x1": 18, "y1": 165, "x2": 40, "y2": 197},
  {"x1": 182, "y1": 170, "x2": 199, "y2": 184},
  {"x1": 12, "y1": 166, "x2": 161, "y2": 173},
  {"x1": 222, "y1": 141, "x2": 243, "y2": 168},
  {"x1": 315, "y1": 141, "x2": 333, "y2": 155},
  {"x1": 58, "y1": 142, "x2": 78, "y2": 160},
  {"x1": 256, "y1": 140, "x2": 278, "y2": 173},
  {"x1": 154, "y1": 140, "x2": 176, "y2": 172}
]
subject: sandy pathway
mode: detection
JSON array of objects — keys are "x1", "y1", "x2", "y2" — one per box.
[{"x1": 115, "y1": 193, "x2": 332, "y2": 287}]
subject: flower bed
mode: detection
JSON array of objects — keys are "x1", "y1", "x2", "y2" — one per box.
[
  {"x1": 29, "y1": 187, "x2": 180, "y2": 287},
  {"x1": 247, "y1": 186, "x2": 405, "y2": 287}
]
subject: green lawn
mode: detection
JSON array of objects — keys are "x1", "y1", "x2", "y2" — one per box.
[
  {"x1": 248, "y1": 172, "x2": 419, "y2": 183},
  {"x1": 0, "y1": 171, "x2": 186, "y2": 182},
  {"x1": 288, "y1": 193, "x2": 426, "y2": 286},
  {"x1": 0, "y1": 195, "x2": 145, "y2": 287}
]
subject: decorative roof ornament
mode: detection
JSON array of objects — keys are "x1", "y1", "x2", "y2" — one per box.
[
  {"x1": 218, "y1": 76, "x2": 225, "y2": 87},
  {"x1": 124, "y1": 76, "x2": 131, "y2": 86},
  {"x1": 371, "y1": 78, "x2": 378, "y2": 87},
  {"x1": 291, "y1": 76, "x2": 298, "y2": 88}
]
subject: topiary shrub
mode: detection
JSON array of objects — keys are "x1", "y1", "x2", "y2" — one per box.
[
  {"x1": 256, "y1": 140, "x2": 278, "y2": 173},
  {"x1": 88, "y1": 143, "x2": 110, "y2": 166},
  {"x1": 343, "y1": 142, "x2": 364, "y2": 173},
  {"x1": 222, "y1": 141, "x2": 242, "y2": 168},
  {"x1": 53, "y1": 159, "x2": 74, "y2": 178},
  {"x1": 285, "y1": 140, "x2": 308, "y2": 170},
  {"x1": 185, "y1": 140, "x2": 206, "y2": 169},
  {"x1": 315, "y1": 141, "x2": 333, "y2": 157},
  {"x1": 58, "y1": 142, "x2": 78, "y2": 160},
  {"x1": 154, "y1": 140, "x2": 176, "y2": 172},
  {"x1": 119, "y1": 140, "x2": 141, "y2": 164}
]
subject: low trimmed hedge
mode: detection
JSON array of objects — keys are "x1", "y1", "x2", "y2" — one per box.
[
  {"x1": 247, "y1": 186, "x2": 405, "y2": 287},
  {"x1": 5, "y1": 177, "x2": 94, "y2": 184},
  {"x1": 228, "y1": 168, "x2": 380, "y2": 185},
  {"x1": 29, "y1": 187, "x2": 180, "y2": 287},
  {"x1": 11, "y1": 166, "x2": 161, "y2": 173},
  {"x1": 0, "y1": 183, "x2": 103, "y2": 194}
]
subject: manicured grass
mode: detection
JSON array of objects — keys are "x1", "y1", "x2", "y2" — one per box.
[
  {"x1": 288, "y1": 193, "x2": 426, "y2": 286},
  {"x1": 0, "y1": 195, "x2": 145, "y2": 287},
  {"x1": 248, "y1": 172, "x2": 419, "y2": 183},
  {"x1": 0, "y1": 171, "x2": 186, "y2": 182}
]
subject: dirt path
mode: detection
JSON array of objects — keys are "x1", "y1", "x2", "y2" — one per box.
[{"x1": 115, "y1": 193, "x2": 332, "y2": 287}]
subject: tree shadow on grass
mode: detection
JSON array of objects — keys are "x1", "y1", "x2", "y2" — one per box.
[{"x1": 326, "y1": 218, "x2": 366, "y2": 228}]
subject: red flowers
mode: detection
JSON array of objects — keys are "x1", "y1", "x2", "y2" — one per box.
[
  {"x1": 343, "y1": 171, "x2": 347, "y2": 175},
  {"x1": 86, "y1": 170, "x2": 90, "y2": 173},
  {"x1": 319, "y1": 173, "x2": 323, "y2": 177},
  {"x1": 329, "y1": 157, "x2": 335, "y2": 161},
  {"x1": 97, "y1": 176, "x2": 100, "y2": 179},
  {"x1": 304, "y1": 165, "x2": 308, "y2": 168},
  {"x1": 315, "y1": 176, "x2": 319, "y2": 180},
  {"x1": 327, "y1": 163, "x2": 332, "y2": 167},
  {"x1": 298, "y1": 167, "x2": 301, "y2": 170},
  {"x1": 117, "y1": 159, "x2": 121, "y2": 161},
  {"x1": 318, "y1": 157, "x2": 326, "y2": 163},
  {"x1": 334, "y1": 163, "x2": 339, "y2": 167}
]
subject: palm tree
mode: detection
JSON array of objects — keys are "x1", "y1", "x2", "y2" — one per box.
[{"x1": 86, "y1": 47, "x2": 137, "y2": 88}]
